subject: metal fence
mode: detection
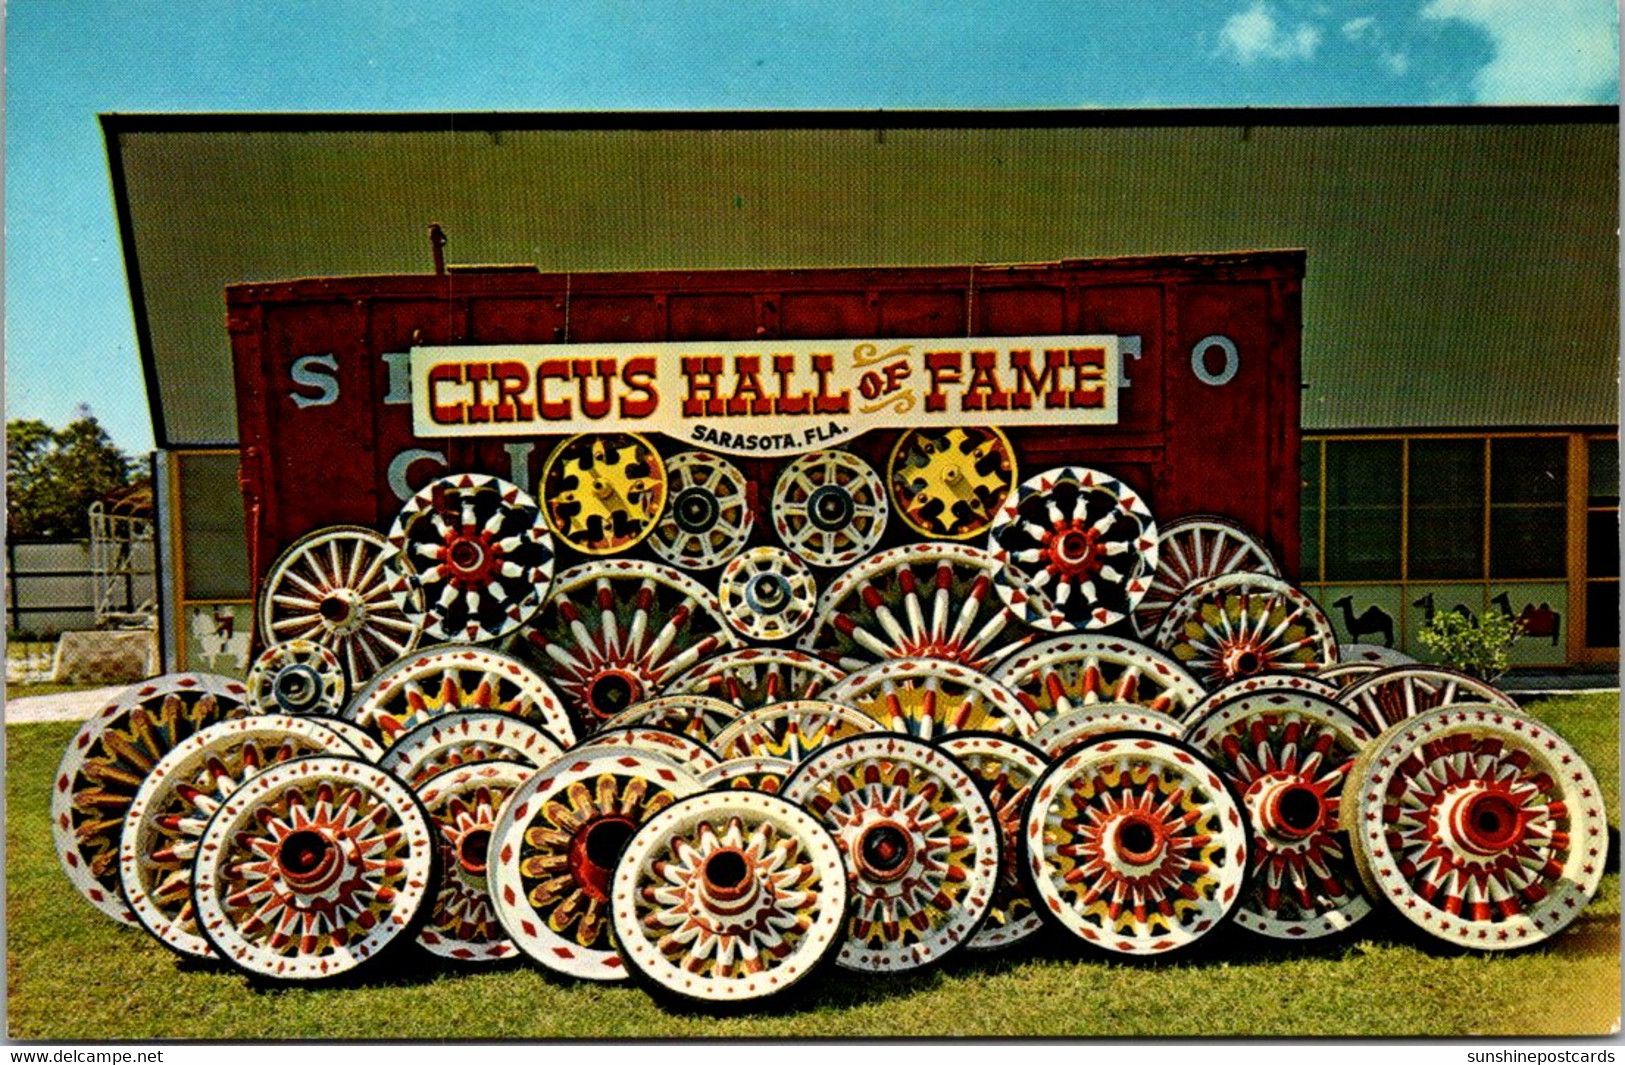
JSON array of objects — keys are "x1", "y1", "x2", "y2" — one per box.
[{"x1": 6, "y1": 540, "x2": 155, "y2": 637}]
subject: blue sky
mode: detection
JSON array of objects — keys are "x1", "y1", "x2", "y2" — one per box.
[{"x1": 5, "y1": 0, "x2": 1618, "y2": 455}]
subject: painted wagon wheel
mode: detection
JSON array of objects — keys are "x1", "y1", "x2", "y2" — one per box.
[
  {"x1": 987, "y1": 465, "x2": 1159, "y2": 631},
  {"x1": 1030, "y1": 703, "x2": 1187, "y2": 760},
  {"x1": 1023, "y1": 734, "x2": 1250, "y2": 955},
  {"x1": 990, "y1": 634, "x2": 1207, "y2": 727},
  {"x1": 800, "y1": 542, "x2": 1026, "y2": 673},
  {"x1": 345, "y1": 644, "x2": 575, "y2": 749},
  {"x1": 1185, "y1": 671, "x2": 1345, "y2": 723},
  {"x1": 823, "y1": 657, "x2": 1038, "y2": 740},
  {"x1": 1338, "y1": 643, "x2": 1415, "y2": 668},
  {"x1": 257, "y1": 525, "x2": 423, "y2": 689},
  {"x1": 699, "y1": 756, "x2": 797, "y2": 795},
  {"x1": 301, "y1": 715, "x2": 387, "y2": 762},
  {"x1": 1184, "y1": 693, "x2": 1375, "y2": 940},
  {"x1": 384, "y1": 473, "x2": 556, "y2": 643},
  {"x1": 487, "y1": 747, "x2": 703, "y2": 981},
  {"x1": 52, "y1": 673, "x2": 249, "y2": 926},
  {"x1": 118, "y1": 715, "x2": 360, "y2": 958},
  {"x1": 377, "y1": 712, "x2": 565, "y2": 787},
  {"x1": 1337, "y1": 665, "x2": 1520, "y2": 736},
  {"x1": 415, "y1": 760, "x2": 533, "y2": 962},
  {"x1": 1317, "y1": 661, "x2": 1382, "y2": 690},
  {"x1": 510, "y1": 560, "x2": 738, "y2": 736},
  {"x1": 1131, "y1": 515, "x2": 1278, "y2": 641},
  {"x1": 601, "y1": 695, "x2": 744, "y2": 744},
  {"x1": 245, "y1": 639, "x2": 347, "y2": 716},
  {"x1": 937, "y1": 731, "x2": 1049, "y2": 952},
  {"x1": 717, "y1": 547, "x2": 818, "y2": 642},
  {"x1": 541, "y1": 432, "x2": 668, "y2": 555},
  {"x1": 770, "y1": 449, "x2": 889, "y2": 567},
  {"x1": 887, "y1": 426, "x2": 1017, "y2": 540},
  {"x1": 610, "y1": 791, "x2": 849, "y2": 1006},
  {"x1": 576, "y1": 726, "x2": 723, "y2": 777},
  {"x1": 191, "y1": 755, "x2": 438, "y2": 981},
  {"x1": 1340, "y1": 704, "x2": 1608, "y2": 950},
  {"x1": 648, "y1": 450, "x2": 753, "y2": 570},
  {"x1": 1154, "y1": 572, "x2": 1339, "y2": 688},
  {"x1": 710, "y1": 700, "x2": 883, "y2": 763},
  {"x1": 782, "y1": 733, "x2": 1000, "y2": 972},
  {"x1": 662, "y1": 649, "x2": 844, "y2": 714}
]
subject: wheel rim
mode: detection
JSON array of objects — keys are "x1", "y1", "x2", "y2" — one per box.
[
  {"x1": 576, "y1": 726, "x2": 723, "y2": 776},
  {"x1": 257, "y1": 525, "x2": 424, "y2": 688},
  {"x1": 887, "y1": 426, "x2": 1017, "y2": 540},
  {"x1": 987, "y1": 466, "x2": 1158, "y2": 631},
  {"x1": 937, "y1": 731, "x2": 1050, "y2": 952},
  {"x1": 801, "y1": 542, "x2": 1026, "y2": 672},
  {"x1": 1131, "y1": 515, "x2": 1278, "y2": 641},
  {"x1": 1184, "y1": 693, "x2": 1375, "y2": 939},
  {"x1": 1024, "y1": 735, "x2": 1250, "y2": 955},
  {"x1": 1030, "y1": 702, "x2": 1187, "y2": 759},
  {"x1": 1155, "y1": 573, "x2": 1339, "y2": 687},
  {"x1": 770, "y1": 450, "x2": 889, "y2": 567},
  {"x1": 1337, "y1": 665, "x2": 1519, "y2": 735},
  {"x1": 415, "y1": 760, "x2": 533, "y2": 962},
  {"x1": 1342, "y1": 705, "x2": 1608, "y2": 949},
  {"x1": 718, "y1": 547, "x2": 818, "y2": 642},
  {"x1": 541, "y1": 433, "x2": 668, "y2": 555},
  {"x1": 51, "y1": 673, "x2": 249, "y2": 926},
  {"x1": 345, "y1": 645, "x2": 575, "y2": 748},
  {"x1": 246, "y1": 639, "x2": 347, "y2": 716},
  {"x1": 710, "y1": 700, "x2": 883, "y2": 762},
  {"x1": 699, "y1": 756, "x2": 798, "y2": 795},
  {"x1": 487, "y1": 747, "x2": 703, "y2": 980},
  {"x1": 662, "y1": 649, "x2": 844, "y2": 714},
  {"x1": 191, "y1": 755, "x2": 437, "y2": 980},
  {"x1": 610, "y1": 791, "x2": 849, "y2": 1002},
  {"x1": 783, "y1": 733, "x2": 999, "y2": 972},
  {"x1": 300, "y1": 715, "x2": 387, "y2": 762},
  {"x1": 991, "y1": 634, "x2": 1206, "y2": 725},
  {"x1": 384, "y1": 473, "x2": 556, "y2": 643},
  {"x1": 648, "y1": 451, "x2": 753, "y2": 569},
  {"x1": 598, "y1": 695, "x2": 743, "y2": 743},
  {"x1": 119, "y1": 716, "x2": 360, "y2": 957},
  {"x1": 824, "y1": 658, "x2": 1038, "y2": 740},
  {"x1": 1185, "y1": 671, "x2": 1345, "y2": 723},
  {"x1": 376, "y1": 712, "x2": 566, "y2": 787}
]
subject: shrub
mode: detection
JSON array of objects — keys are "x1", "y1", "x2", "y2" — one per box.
[{"x1": 1415, "y1": 608, "x2": 1524, "y2": 683}]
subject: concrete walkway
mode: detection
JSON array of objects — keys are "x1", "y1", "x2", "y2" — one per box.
[{"x1": 5, "y1": 685, "x2": 127, "y2": 724}]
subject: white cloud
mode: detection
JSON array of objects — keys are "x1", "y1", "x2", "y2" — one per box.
[
  {"x1": 1217, "y1": 2, "x2": 1324, "y2": 64},
  {"x1": 1421, "y1": 0, "x2": 1619, "y2": 102},
  {"x1": 1381, "y1": 49, "x2": 1411, "y2": 76},
  {"x1": 1342, "y1": 16, "x2": 1376, "y2": 41}
]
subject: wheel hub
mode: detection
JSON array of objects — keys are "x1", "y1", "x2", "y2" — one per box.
[
  {"x1": 456, "y1": 827, "x2": 492, "y2": 877},
  {"x1": 586, "y1": 670, "x2": 643, "y2": 719},
  {"x1": 697, "y1": 847, "x2": 763, "y2": 916},
  {"x1": 854, "y1": 821, "x2": 915, "y2": 883},
  {"x1": 673, "y1": 487, "x2": 720, "y2": 533},
  {"x1": 745, "y1": 573, "x2": 792, "y2": 615},
  {"x1": 271, "y1": 664, "x2": 323, "y2": 713},
  {"x1": 442, "y1": 529, "x2": 500, "y2": 588},
  {"x1": 276, "y1": 828, "x2": 344, "y2": 893},
  {"x1": 1221, "y1": 643, "x2": 1271, "y2": 678},
  {"x1": 569, "y1": 815, "x2": 639, "y2": 901},
  {"x1": 808, "y1": 485, "x2": 855, "y2": 530},
  {"x1": 1111, "y1": 813, "x2": 1167, "y2": 868},
  {"x1": 318, "y1": 588, "x2": 368, "y2": 636},
  {"x1": 1448, "y1": 787, "x2": 1529, "y2": 857},
  {"x1": 1251, "y1": 776, "x2": 1327, "y2": 843},
  {"x1": 1042, "y1": 521, "x2": 1106, "y2": 580}
]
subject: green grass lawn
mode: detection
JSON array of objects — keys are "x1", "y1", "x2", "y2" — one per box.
[{"x1": 9, "y1": 695, "x2": 1619, "y2": 1040}]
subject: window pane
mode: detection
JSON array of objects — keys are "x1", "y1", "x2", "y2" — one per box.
[
  {"x1": 1588, "y1": 509, "x2": 1619, "y2": 578},
  {"x1": 177, "y1": 453, "x2": 250, "y2": 600},
  {"x1": 1489, "y1": 506, "x2": 1566, "y2": 579},
  {"x1": 1589, "y1": 438, "x2": 1619, "y2": 507},
  {"x1": 1491, "y1": 438, "x2": 1566, "y2": 504},
  {"x1": 1300, "y1": 441, "x2": 1320, "y2": 582},
  {"x1": 1324, "y1": 440, "x2": 1401, "y2": 581},
  {"x1": 1585, "y1": 581, "x2": 1618, "y2": 648},
  {"x1": 1407, "y1": 439, "x2": 1484, "y2": 580},
  {"x1": 1326, "y1": 441, "x2": 1402, "y2": 507}
]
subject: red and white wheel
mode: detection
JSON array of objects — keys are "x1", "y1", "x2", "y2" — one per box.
[
  {"x1": 245, "y1": 639, "x2": 347, "y2": 716},
  {"x1": 301, "y1": 715, "x2": 387, "y2": 762},
  {"x1": 1029, "y1": 703, "x2": 1187, "y2": 760},
  {"x1": 717, "y1": 547, "x2": 818, "y2": 642},
  {"x1": 1184, "y1": 671, "x2": 1344, "y2": 723},
  {"x1": 577, "y1": 726, "x2": 723, "y2": 777},
  {"x1": 1337, "y1": 665, "x2": 1520, "y2": 735},
  {"x1": 600, "y1": 695, "x2": 745, "y2": 743},
  {"x1": 662, "y1": 649, "x2": 844, "y2": 713},
  {"x1": 1131, "y1": 515, "x2": 1278, "y2": 641},
  {"x1": 377, "y1": 712, "x2": 565, "y2": 787},
  {"x1": 699, "y1": 756, "x2": 797, "y2": 795},
  {"x1": 823, "y1": 657, "x2": 1037, "y2": 739},
  {"x1": 414, "y1": 760, "x2": 533, "y2": 962},
  {"x1": 710, "y1": 700, "x2": 882, "y2": 763},
  {"x1": 1155, "y1": 573, "x2": 1339, "y2": 687},
  {"x1": 344, "y1": 645, "x2": 574, "y2": 749},
  {"x1": 770, "y1": 450, "x2": 889, "y2": 567},
  {"x1": 648, "y1": 450, "x2": 753, "y2": 570},
  {"x1": 990, "y1": 634, "x2": 1206, "y2": 725}
]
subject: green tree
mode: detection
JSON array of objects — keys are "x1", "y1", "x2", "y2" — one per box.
[
  {"x1": 1415, "y1": 608, "x2": 1524, "y2": 684},
  {"x1": 6, "y1": 416, "x2": 137, "y2": 540}
]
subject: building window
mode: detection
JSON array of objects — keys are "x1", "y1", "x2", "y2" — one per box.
[
  {"x1": 1585, "y1": 436, "x2": 1618, "y2": 649},
  {"x1": 1407, "y1": 438, "x2": 1484, "y2": 580},
  {"x1": 1488, "y1": 437, "x2": 1566, "y2": 580},
  {"x1": 1323, "y1": 440, "x2": 1402, "y2": 581},
  {"x1": 175, "y1": 452, "x2": 250, "y2": 601},
  {"x1": 1300, "y1": 442, "x2": 1321, "y2": 582}
]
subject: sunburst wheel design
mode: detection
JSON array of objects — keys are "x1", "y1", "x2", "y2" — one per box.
[
  {"x1": 487, "y1": 748, "x2": 702, "y2": 981},
  {"x1": 887, "y1": 426, "x2": 1017, "y2": 540},
  {"x1": 511, "y1": 560, "x2": 737, "y2": 736},
  {"x1": 301, "y1": 716, "x2": 387, "y2": 762},
  {"x1": 1024, "y1": 735, "x2": 1250, "y2": 955},
  {"x1": 800, "y1": 542, "x2": 1027, "y2": 673},
  {"x1": 987, "y1": 466, "x2": 1159, "y2": 631},
  {"x1": 245, "y1": 639, "x2": 347, "y2": 715},
  {"x1": 541, "y1": 433, "x2": 668, "y2": 555},
  {"x1": 601, "y1": 695, "x2": 745, "y2": 743},
  {"x1": 415, "y1": 760, "x2": 533, "y2": 962},
  {"x1": 783, "y1": 733, "x2": 999, "y2": 972},
  {"x1": 345, "y1": 645, "x2": 575, "y2": 749},
  {"x1": 648, "y1": 450, "x2": 753, "y2": 570},
  {"x1": 610, "y1": 791, "x2": 849, "y2": 1005},
  {"x1": 257, "y1": 525, "x2": 424, "y2": 688},
  {"x1": 377, "y1": 712, "x2": 565, "y2": 788},
  {"x1": 384, "y1": 473, "x2": 556, "y2": 643},
  {"x1": 1337, "y1": 665, "x2": 1520, "y2": 736},
  {"x1": 118, "y1": 716, "x2": 359, "y2": 958},
  {"x1": 770, "y1": 450, "x2": 889, "y2": 567},
  {"x1": 1184, "y1": 693, "x2": 1375, "y2": 939},
  {"x1": 52, "y1": 673, "x2": 249, "y2": 926},
  {"x1": 191, "y1": 755, "x2": 437, "y2": 981},
  {"x1": 824, "y1": 658, "x2": 1037, "y2": 740},
  {"x1": 710, "y1": 700, "x2": 884, "y2": 763},
  {"x1": 700, "y1": 756, "x2": 797, "y2": 795},
  {"x1": 577, "y1": 726, "x2": 723, "y2": 777},
  {"x1": 1154, "y1": 573, "x2": 1339, "y2": 687},
  {"x1": 990, "y1": 634, "x2": 1206, "y2": 727},
  {"x1": 1184, "y1": 671, "x2": 1344, "y2": 723},
  {"x1": 1341, "y1": 705, "x2": 1608, "y2": 950},
  {"x1": 1030, "y1": 703, "x2": 1187, "y2": 760},
  {"x1": 1131, "y1": 515, "x2": 1279, "y2": 641},
  {"x1": 662, "y1": 649, "x2": 843, "y2": 713},
  {"x1": 937, "y1": 732, "x2": 1049, "y2": 952},
  {"x1": 717, "y1": 547, "x2": 818, "y2": 642}
]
